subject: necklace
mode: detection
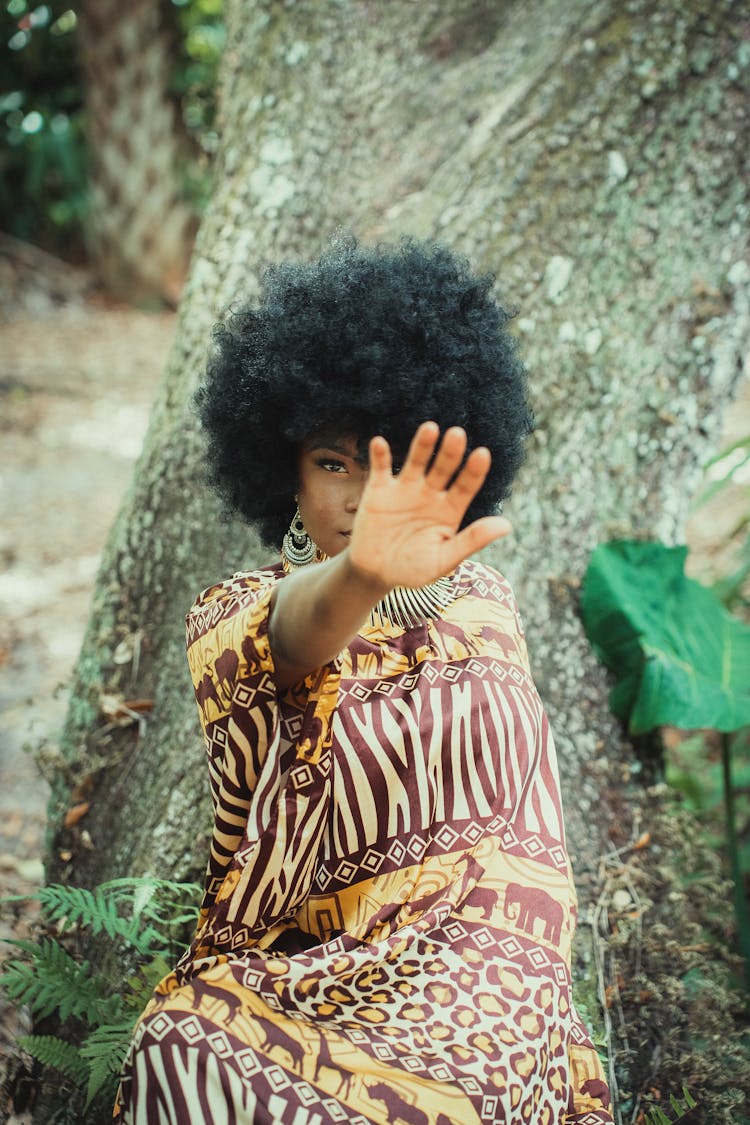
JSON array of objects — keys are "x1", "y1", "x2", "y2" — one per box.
[
  {"x1": 368, "y1": 576, "x2": 457, "y2": 630},
  {"x1": 279, "y1": 549, "x2": 457, "y2": 629}
]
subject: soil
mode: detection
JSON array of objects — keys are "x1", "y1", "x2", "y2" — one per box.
[
  {"x1": 0, "y1": 252, "x2": 176, "y2": 1121},
  {"x1": 0, "y1": 249, "x2": 747, "y2": 1120}
]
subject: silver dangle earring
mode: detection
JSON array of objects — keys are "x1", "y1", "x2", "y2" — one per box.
[{"x1": 282, "y1": 506, "x2": 318, "y2": 569}]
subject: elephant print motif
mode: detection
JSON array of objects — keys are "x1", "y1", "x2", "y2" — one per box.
[
  {"x1": 504, "y1": 883, "x2": 564, "y2": 945},
  {"x1": 195, "y1": 672, "x2": 222, "y2": 716},
  {"x1": 214, "y1": 647, "x2": 240, "y2": 705}
]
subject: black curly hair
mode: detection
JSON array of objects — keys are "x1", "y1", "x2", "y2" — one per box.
[{"x1": 196, "y1": 236, "x2": 533, "y2": 549}]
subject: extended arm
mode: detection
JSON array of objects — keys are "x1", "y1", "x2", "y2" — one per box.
[{"x1": 268, "y1": 422, "x2": 511, "y2": 690}]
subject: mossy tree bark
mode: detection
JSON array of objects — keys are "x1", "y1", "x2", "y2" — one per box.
[{"x1": 45, "y1": 0, "x2": 749, "y2": 1120}]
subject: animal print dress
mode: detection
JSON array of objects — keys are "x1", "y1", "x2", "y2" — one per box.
[{"x1": 115, "y1": 560, "x2": 612, "y2": 1124}]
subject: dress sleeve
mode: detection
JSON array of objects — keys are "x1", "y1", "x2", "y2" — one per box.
[{"x1": 183, "y1": 571, "x2": 341, "y2": 963}]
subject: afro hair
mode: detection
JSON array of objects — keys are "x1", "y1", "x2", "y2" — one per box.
[{"x1": 196, "y1": 236, "x2": 534, "y2": 549}]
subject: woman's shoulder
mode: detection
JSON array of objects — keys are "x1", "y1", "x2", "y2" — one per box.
[
  {"x1": 448, "y1": 560, "x2": 530, "y2": 665},
  {"x1": 454, "y1": 558, "x2": 517, "y2": 603},
  {"x1": 187, "y1": 563, "x2": 284, "y2": 627}
]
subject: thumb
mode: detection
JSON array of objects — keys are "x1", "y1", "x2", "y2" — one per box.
[{"x1": 441, "y1": 516, "x2": 512, "y2": 571}]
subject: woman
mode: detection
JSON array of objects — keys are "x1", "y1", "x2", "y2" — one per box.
[{"x1": 116, "y1": 239, "x2": 612, "y2": 1123}]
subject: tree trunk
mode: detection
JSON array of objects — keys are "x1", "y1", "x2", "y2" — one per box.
[
  {"x1": 77, "y1": 0, "x2": 194, "y2": 302},
  {"x1": 43, "y1": 0, "x2": 750, "y2": 1120}
]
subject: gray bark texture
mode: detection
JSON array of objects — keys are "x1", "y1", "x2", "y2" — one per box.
[{"x1": 43, "y1": 0, "x2": 750, "y2": 1120}]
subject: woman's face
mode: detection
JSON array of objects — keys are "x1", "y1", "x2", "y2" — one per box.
[{"x1": 296, "y1": 436, "x2": 369, "y2": 557}]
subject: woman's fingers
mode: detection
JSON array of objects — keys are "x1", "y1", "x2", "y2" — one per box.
[
  {"x1": 446, "y1": 444, "x2": 492, "y2": 508},
  {"x1": 371, "y1": 424, "x2": 493, "y2": 521},
  {"x1": 441, "y1": 516, "x2": 512, "y2": 571},
  {"x1": 425, "y1": 426, "x2": 468, "y2": 489},
  {"x1": 397, "y1": 421, "x2": 440, "y2": 482},
  {"x1": 368, "y1": 434, "x2": 393, "y2": 480}
]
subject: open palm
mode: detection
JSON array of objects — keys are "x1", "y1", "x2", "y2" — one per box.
[{"x1": 349, "y1": 422, "x2": 511, "y2": 590}]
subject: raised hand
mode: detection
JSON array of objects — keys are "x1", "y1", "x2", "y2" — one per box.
[{"x1": 348, "y1": 421, "x2": 511, "y2": 591}]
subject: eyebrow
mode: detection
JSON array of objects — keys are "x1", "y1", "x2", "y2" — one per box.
[
  {"x1": 308, "y1": 441, "x2": 370, "y2": 468},
  {"x1": 309, "y1": 442, "x2": 350, "y2": 455}
]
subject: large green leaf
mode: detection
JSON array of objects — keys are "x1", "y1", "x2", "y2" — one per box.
[{"x1": 581, "y1": 539, "x2": 750, "y2": 734}]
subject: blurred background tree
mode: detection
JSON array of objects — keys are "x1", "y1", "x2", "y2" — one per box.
[{"x1": 0, "y1": 0, "x2": 224, "y2": 301}]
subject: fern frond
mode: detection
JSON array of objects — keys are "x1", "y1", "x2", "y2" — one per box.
[
  {"x1": 123, "y1": 953, "x2": 173, "y2": 1014},
  {"x1": 100, "y1": 877, "x2": 202, "y2": 921},
  {"x1": 36, "y1": 885, "x2": 153, "y2": 954},
  {"x1": 644, "y1": 1089, "x2": 699, "y2": 1124},
  {"x1": 80, "y1": 1018, "x2": 136, "y2": 1108},
  {"x1": 0, "y1": 939, "x2": 122, "y2": 1023},
  {"x1": 645, "y1": 1109, "x2": 671, "y2": 1125},
  {"x1": 130, "y1": 879, "x2": 160, "y2": 920},
  {"x1": 17, "y1": 1034, "x2": 88, "y2": 1084},
  {"x1": 33, "y1": 879, "x2": 201, "y2": 956},
  {"x1": 681, "y1": 1088, "x2": 697, "y2": 1110}
]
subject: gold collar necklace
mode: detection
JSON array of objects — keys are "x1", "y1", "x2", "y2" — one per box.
[
  {"x1": 367, "y1": 575, "x2": 456, "y2": 630},
  {"x1": 280, "y1": 550, "x2": 456, "y2": 630}
]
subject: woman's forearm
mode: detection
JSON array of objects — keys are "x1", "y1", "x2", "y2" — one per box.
[{"x1": 268, "y1": 550, "x2": 389, "y2": 690}]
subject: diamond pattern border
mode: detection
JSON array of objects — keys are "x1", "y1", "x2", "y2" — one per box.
[
  {"x1": 144, "y1": 1012, "x2": 173, "y2": 1043},
  {"x1": 292, "y1": 763, "x2": 314, "y2": 790},
  {"x1": 362, "y1": 848, "x2": 384, "y2": 872},
  {"x1": 235, "y1": 1048, "x2": 261, "y2": 1078},
  {"x1": 434, "y1": 824, "x2": 459, "y2": 849},
  {"x1": 430, "y1": 1062, "x2": 453, "y2": 1082},
  {"x1": 323, "y1": 1100, "x2": 349, "y2": 1121},
  {"x1": 296, "y1": 1083, "x2": 319, "y2": 1107},
  {"x1": 176, "y1": 1015, "x2": 204, "y2": 1045},
  {"x1": 444, "y1": 920, "x2": 468, "y2": 942},
  {"x1": 266, "y1": 1065, "x2": 290, "y2": 1092},
  {"x1": 528, "y1": 947, "x2": 551, "y2": 969},
  {"x1": 206, "y1": 1030, "x2": 233, "y2": 1059}
]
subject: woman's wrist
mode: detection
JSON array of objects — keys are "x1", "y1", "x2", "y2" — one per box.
[
  {"x1": 269, "y1": 549, "x2": 390, "y2": 688},
  {"x1": 339, "y1": 547, "x2": 391, "y2": 605}
]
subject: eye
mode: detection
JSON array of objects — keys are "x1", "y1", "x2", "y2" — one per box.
[{"x1": 316, "y1": 457, "x2": 348, "y2": 473}]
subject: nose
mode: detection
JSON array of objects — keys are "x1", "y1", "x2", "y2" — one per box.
[{"x1": 345, "y1": 477, "x2": 366, "y2": 513}]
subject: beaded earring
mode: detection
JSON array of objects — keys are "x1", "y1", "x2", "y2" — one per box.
[{"x1": 281, "y1": 507, "x2": 318, "y2": 569}]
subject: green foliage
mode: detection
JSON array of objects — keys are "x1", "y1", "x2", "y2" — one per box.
[
  {"x1": 79, "y1": 1018, "x2": 141, "y2": 1109},
  {"x1": 16, "y1": 1034, "x2": 88, "y2": 1085},
  {"x1": 644, "y1": 1087, "x2": 698, "y2": 1124},
  {"x1": 581, "y1": 537, "x2": 750, "y2": 983},
  {"x1": 666, "y1": 729, "x2": 750, "y2": 874},
  {"x1": 1, "y1": 937, "x2": 122, "y2": 1023},
  {"x1": 580, "y1": 539, "x2": 750, "y2": 735},
  {"x1": 166, "y1": 0, "x2": 225, "y2": 210},
  {"x1": 1, "y1": 877, "x2": 201, "y2": 1112},
  {"x1": 169, "y1": 0, "x2": 224, "y2": 143},
  {"x1": 30, "y1": 876, "x2": 204, "y2": 954},
  {"x1": 0, "y1": 0, "x2": 224, "y2": 252},
  {"x1": 0, "y1": 1, "x2": 87, "y2": 249}
]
